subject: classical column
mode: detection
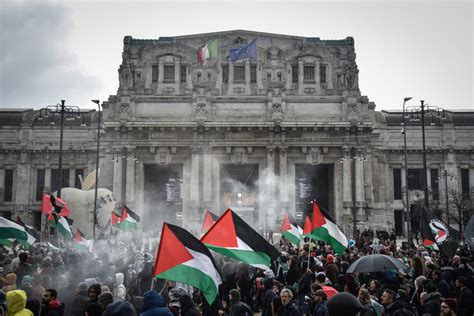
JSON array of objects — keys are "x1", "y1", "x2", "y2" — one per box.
[
  {"x1": 327, "y1": 65, "x2": 333, "y2": 89},
  {"x1": 0, "y1": 169, "x2": 5, "y2": 200},
  {"x1": 285, "y1": 62, "x2": 292, "y2": 90},
  {"x1": 175, "y1": 60, "x2": 180, "y2": 84},
  {"x1": 126, "y1": 155, "x2": 135, "y2": 206},
  {"x1": 45, "y1": 168, "x2": 51, "y2": 192},
  {"x1": 134, "y1": 162, "x2": 144, "y2": 217},
  {"x1": 202, "y1": 150, "x2": 213, "y2": 205},
  {"x1": 190, "y1": 149, "x2": 200, "y2": 210},
  {"x1": 364, "y1": 154, "x2": 373, "y2": 202},
  {"x1": 229, "y1": 63, "x2": 234, "y2": 84},
  {"x1": 342, "y1": 149, "x2": 352, "y2": 202},
  {"x1": 15, "y1": 163, "x2": 30, "y2": 206},
  {"x1": 355, "y1": 152, "x2": 364, "y2": 202},
  {"x1": 264, "y1": 147, "x2": 276, "y2": 228},
  {"x1": 245, "y1": 60, "x2": 251, "y2": 84},
  {"x1": 298, "y1": 61, "x2": 304, "y2": 84},
  {"x1": 69, "y1": 169, "x2": 75, "y2": 188},
  {"x1": 158, "y1": 61, "x2": 164, "y2": 84},
  {"x1": 279, "y1": 148, "x2": 289, "y2": 205},
  {"x1": 112, "y1": 154, "x2": 123, "y2": 204}
]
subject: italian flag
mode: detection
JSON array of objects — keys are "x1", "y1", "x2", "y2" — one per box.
[
  {"x1": 51, "y1": 215, "x2": 73, "y2": 240},
  {"x1": 73, "y1": 229, "x2": 93, "y2": 251},
  {"x1": 42, "y1": 193, "x2": 70, "y2": 217},
  {"x1": 0, "y1": 217, "x2": 28, "y2": 241},
  {"x1": 201, "y1": 209, "x2": 280, "y2": 270},
  {"x1": 198, "y1": 38, "x2": 219, "y2": 65},
  {"x1": 280, "y1": 213, "x2": 302, "y2": 246},
  {"x1": 201, "y1": 210, "x2": 219, "y2": 233},
  {"x1": 310, "y1": 202, "x2": 348, "y2": 255},
  {"x1": 118, "y1": 206, "x2": 140, "y2": 230},
  {"x1": 154, "y1": 223, "x2": 222, "y2": 304}
]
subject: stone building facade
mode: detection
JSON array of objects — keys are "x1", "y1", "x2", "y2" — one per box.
[{"x1": 1, "y1": 30, "x2": 473, "y2": 237}]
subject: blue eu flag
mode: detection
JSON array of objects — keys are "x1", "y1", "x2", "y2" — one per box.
[{"x1": 229, "y1": 39, "x2": 257, "y2": 62}]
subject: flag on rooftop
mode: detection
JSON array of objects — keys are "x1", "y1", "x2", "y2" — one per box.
[
  {"x1": 198, "y1": 38, "x2": 219, "y2": 65},
  {"x1": 229, "y1": 39, "x2": 257, "y2": 62}
]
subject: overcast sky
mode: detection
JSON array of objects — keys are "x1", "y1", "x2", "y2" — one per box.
[{"x1": 0, "y1": 0, "x2": 472, "y2": 111}]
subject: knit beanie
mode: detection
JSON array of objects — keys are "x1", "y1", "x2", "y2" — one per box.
[
  {"x1": 103, "y1": 300, "x2": 136, "y2": 316},
  {"x1": 98, "y1": 291, "x2": 114, "y2": 309},
  {"x1": 229, "y1": 289, "x2": 241, "y2": 303}
]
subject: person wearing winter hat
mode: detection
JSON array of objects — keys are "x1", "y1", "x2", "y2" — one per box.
[
  {"x1": 103, "y1": 300, "x2": 136, "y2": 316},
  {"x1": 327, "y1": 292, "x2": 364, "y2": 316},
  {"x1": 98, "y1": 292, "x2": 114, "y2": 312},
  {"x1": 441, "y1": 298, "x2": 457, "y2": 316},
  {"x1": 71, "y1": 282, "x2": 89, "y2": 316},
  {"x1": 141, "y1": 290, "x2": 172, "y2": 316},
  {"x1": 6, "y1": 289, "x2": 33, "y2": 316},
  {"x1": 227, "y1": 289, "x2": 252, "y2": 316}
]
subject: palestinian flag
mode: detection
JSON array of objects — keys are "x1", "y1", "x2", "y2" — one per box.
[
  {"x1": 303, "y1": 215, "x2": 312, "y2": 236},
  {"x1": 111, "y1": 211, "x2": 121, "y2": 227},
  {"x1": 0, "y1": 239, "x2": 14, "y2": 248},
  {"x1": 310, "y1": 202, "x2": 348, "y2": 255},
  {"x1": 0, "y1": 217, "x2": 28, "y2": 241},
  {"x1": 42, "y1": 193, "x2": 70, "y2": 217},
  {"x1": 201, "y1": 209, "x2": 280, "y2": 270},
  {"x1": 420, "y1": 207, "x2": 459, "y2": 257},
  {"x1": 16, "y1": 216, "x2": 38, "y2": 248},
  {"x1": 118, "y1": 206, "x2": 140, "y2": 230},
  {"x1": 201, "y1": 210, "x2": 219, "y2": 232},
  {"x1": 73, "y1": 229, "x2": 93, "y2": 251},
  {"x1": 51, "y1": 215, "x2": 73, "y2": 239},
  {"x1": 198, "y1": 38, "x2": 219, "y2": 65},
  {"x1": 280, "y1": 213, "x2": 302, "y2": 246},
  {"x1": 154, "y1": 223, "x2": 222, "y2": 304}
]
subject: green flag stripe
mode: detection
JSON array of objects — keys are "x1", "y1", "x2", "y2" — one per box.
[
  {"x1": 282, "y1": 231, "x2": 301, "y2": 246},
  {"x1": 311, "y1": 226, "x2": 347, "y2": 255},
  {"x1": 156, "y1": 264, "x2": 218, "y2": 304},
  {"x1": 205, "y1": 244, "x2": 272, "y2": 268},
  {"x1": 0, "y1": 227, "x2": 28, "y2": 241}
]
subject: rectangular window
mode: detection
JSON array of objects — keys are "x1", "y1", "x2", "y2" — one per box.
[
  {"x1": 234, "y1": 65, "x2": 245, "y2": 82},
  {"x1": 36, "y1": 169, "x2": 45, "y2": 201},
  {"x1": 250, "y1": 65, "x2": 257, "y2": 83},
  {"x1": 393, "y1": 168, "x2": 402, "y2": 200},
  {"x1": 222, "y1": 65, "x2": 229, "y2": 83},
  {"x1": 320, "y1": 64, "x2": 327, "y2": 83},
  {"x1": 304, "y1": 66, "x2": 315, "y2": 82},
  {"x1": 4, "y1": 169, "x2": 13, "y2": 202},
  {"x1": 408, "y1": 169, "x2": 424, "y2": 191},
  {"x1": 51, "y1": 169, "x2": 70, "y2": 193},
  {"x1": 75, "y1": 169, "x2": 83, "y2": 189},
  {"x1": 163, "y1": 65, "x2": 175, "y2": 82},
  {"x1": 430, "y1": 168, "x2": 439, "y2": 200},
  {"x1": 180, "y1": 66, "x2": 187, "y2": 83},
  {"x1": 461, "y1": 168, "x2": 470, "y2": 199},
  {"x1": 152, "y1": 65, "x2": 158, "y2": 82},
  {"x1": 292, "y1": 65, "x2": 299, "y2": 83}
]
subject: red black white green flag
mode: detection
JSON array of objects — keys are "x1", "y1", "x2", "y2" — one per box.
[
  {"x1": 201, "y1": 209, "x2": 280, "y2": 270},
  {"x1": 118, "y1": 206, "x2": 140, "y2": 230},
  {"x1": 310, "y1": 202, "x2": 348, "y2": 255},
  {"x1": 42, "y1": 193, "x2": 70, "y2": 217},
  {"x1": 280, "y1": 213, "x2": 302, "y2": 246},
  {"x1": 420, "y1": 207, "x2": 459, "y2": 257},
  {"x1": 111, "y1": 211, "x2": 121, "y2": 227},
  {"x1": 303, "y1": 215, "x2": 312, "y2": 236},
  {"x1": 73, "y1": 228, "x2": 93, "y2": 252},
  {"x1": 201, "y1": 210, "x2": 219, "y2": 232},
  {"x1": 154, "y1": 223, "x2": 222, "y2": 304}
]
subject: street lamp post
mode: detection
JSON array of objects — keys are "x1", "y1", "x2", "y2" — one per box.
[
  {"x1": 402, "y1": 97, "x2": 412, "y2": 240},
  {"x1": 39, "y1": 100, "x2": 81, "y2": 198},
  {"x1": 91, "y1": 100, "x2": 102, "y2": 240}
]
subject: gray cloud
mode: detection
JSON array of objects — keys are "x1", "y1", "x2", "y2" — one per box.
[{"x1": 0, "y1": 1, "x2": 102, "y2": 108}]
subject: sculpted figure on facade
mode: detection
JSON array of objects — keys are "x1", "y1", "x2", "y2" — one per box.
[
  {"x1": 119, "y1": 61, "x2": 134, "y2": 89},
  {"x1": 343, "y1": 63, "x2": 359, "y2": 89}
]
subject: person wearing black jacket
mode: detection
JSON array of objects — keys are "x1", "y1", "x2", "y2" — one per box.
[
  {"x1": 41, "y1": 288, "x2": 65, "y2": 316},
  {"x1": 455, "y1": 276, "x2": 474, "y2": 316}
]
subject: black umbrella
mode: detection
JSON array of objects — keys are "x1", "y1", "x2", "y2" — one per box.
[{"x1": 346, "y1": 254, "x2": 408, "y2": 273}]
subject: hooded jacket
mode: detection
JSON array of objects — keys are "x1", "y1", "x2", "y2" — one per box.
[
  {"x1": 114, "y1": 273, "x2": 127, "y2": 300},
  {"x1": 6, "y1": 290, "x2": 33, "y2": 316},
  {"x1": 40, "y1": 298, "x2": 65, "y2": 316},
  {"x1": 141, "y1": 290, "x2": 172, "y2": 316}
]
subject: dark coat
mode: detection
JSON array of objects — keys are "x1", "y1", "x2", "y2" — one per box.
[
  {"x1": 140, "y1": 290, "x2": 173, "y2": 316},
  {"x1": 457, "y1": 286, "x2": 474, "y2": 316},
  {"x1": 421, "y1": 292, "x2": 441, "y2": 316},
  {"x1": 70, "y1": 290, "x2": 88, "y2": 316},
  {"x1": 276, "y1": 302, "x2": 302, "y2": 316},
  {"x1": 179, "y1": 294, "x2": 200, "y2": 316},
  {"x1": 40, "y1": 299, "x2": 65, "y2": 316}
]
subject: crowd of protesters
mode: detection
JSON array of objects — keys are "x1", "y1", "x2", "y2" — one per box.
[{"x1": 0, "y1": 228, "x2": 473, "y2": 316}]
